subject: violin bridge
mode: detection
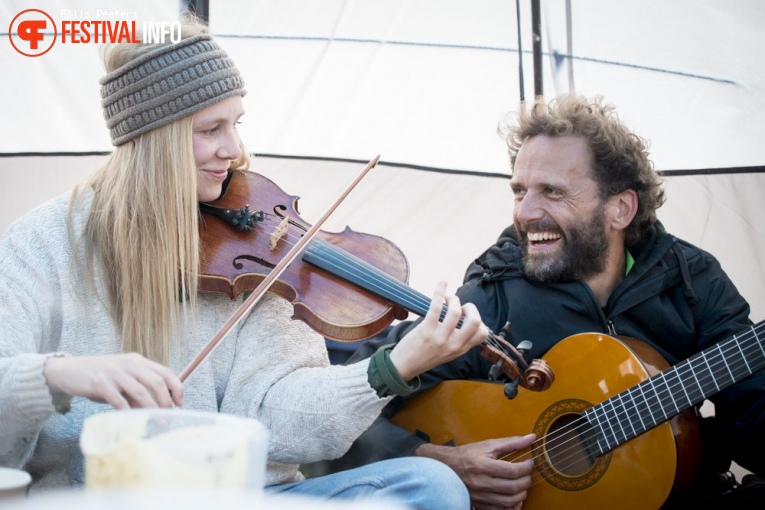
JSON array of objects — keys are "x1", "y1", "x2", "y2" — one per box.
[{"x1": 269, "y1": 217, "x2": 290, "y2": 251}]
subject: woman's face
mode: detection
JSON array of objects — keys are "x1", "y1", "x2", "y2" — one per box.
[{"x1": 192, "y1": 96, "x2": 245, "y2": 202}]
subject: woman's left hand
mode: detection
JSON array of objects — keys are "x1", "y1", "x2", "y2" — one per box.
[{"x1": 388, "y1": 281, "x2": 488, "y2": 381}]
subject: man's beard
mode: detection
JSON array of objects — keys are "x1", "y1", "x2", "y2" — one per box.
[{"x1": 519, "y1": 205, "x2": 610, "y2": 283}]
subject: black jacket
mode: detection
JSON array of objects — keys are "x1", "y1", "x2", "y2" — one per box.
[{"x1": 333, "y1": 222, "x2": 765, "y2": 480}]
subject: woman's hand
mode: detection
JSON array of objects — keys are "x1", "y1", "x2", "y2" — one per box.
[
  {"x1": 43, "y1": 353, "x2": 184, "y2": 410},
  {"x1": 389, "y1": 281, "x2": 488, "y2": 381}
]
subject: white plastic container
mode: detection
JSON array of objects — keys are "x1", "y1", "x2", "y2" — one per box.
[
  {"x1": 80, "y1": 409, "x2": 268, "y2": 493},
  {"x1": 0, "y1": 467, "x2": 31, "y2": 501}
]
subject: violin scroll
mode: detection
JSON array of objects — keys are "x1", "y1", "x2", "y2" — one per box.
[
  {"x1": 522, "y1": 358, "x2": 554, "y2": 391},
  {"x1": 481, "y1": 322, "x2": 554, "y2": 396}
]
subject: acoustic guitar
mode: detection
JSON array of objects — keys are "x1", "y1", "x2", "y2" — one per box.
[{"x1": 391, "y1": 322, "x2": 764, "y2": 510}]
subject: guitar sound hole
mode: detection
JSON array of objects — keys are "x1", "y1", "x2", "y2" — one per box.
[{"x1": 546, "y1": 414, "x2": 596, "y2": 477}]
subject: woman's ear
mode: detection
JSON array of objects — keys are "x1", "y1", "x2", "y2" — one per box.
[{"x1": 609, "y1": 189, "x2": 638, "y2": 232}]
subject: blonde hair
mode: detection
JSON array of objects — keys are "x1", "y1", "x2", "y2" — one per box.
[{"x1": 72, "y1": 17, "x2": 250, "y2": 364}]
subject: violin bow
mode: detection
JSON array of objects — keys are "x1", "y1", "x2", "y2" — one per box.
[{"x1": 179, "y1": 155, "x2": 381, "y2": 383}]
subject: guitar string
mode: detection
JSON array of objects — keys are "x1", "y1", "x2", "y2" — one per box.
[
  {"x1": 232, "y1": 214, "x2": 763, "y2": 483},
  {"x1": 499, "y1": 322, "x2": 764, "y2": 488},
  {"x1": 501, "y1": 327, "x2": 764, "y2": 492},
  {"x1": 503, "y1": 323, "x2": 765, "y2": 478},
  {"x1": 246, "y1": 216, "x2": 518, "y2": 363}
]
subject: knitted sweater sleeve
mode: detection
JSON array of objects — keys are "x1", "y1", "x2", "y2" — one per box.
[
  {"x1": 217, "y1": 294, "x2": 389, "y2": 465},
  {"x1": 0, "y1": 354, "x2": 60, "y2": 467},
  {"x1": 0, "y1": 205, "x2": 67, "y2": 466}
]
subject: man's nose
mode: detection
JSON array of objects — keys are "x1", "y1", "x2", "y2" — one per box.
[{"x1": 514, "y1": 192, "x2": 545, "y2": 223}]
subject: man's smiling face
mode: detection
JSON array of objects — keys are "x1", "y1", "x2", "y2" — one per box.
[{"x1": 510, "y1": 135, "x2": 610, "y2": 283}]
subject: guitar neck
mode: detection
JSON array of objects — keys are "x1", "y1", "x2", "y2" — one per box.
[{"x1": 586, "y1": 321, "x2": 765, "y2": 454}]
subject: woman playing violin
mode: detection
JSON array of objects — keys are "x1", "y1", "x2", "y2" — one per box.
[{"x1": 0, "y1": 16, "x2": 487, "y2": 508}]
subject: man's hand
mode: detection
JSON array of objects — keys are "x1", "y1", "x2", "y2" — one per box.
[
  {"x1": 44, "y1": 353, "x2": 184, "y2": 410},
  {"x1": 414, "y1": 434, "x2": 536, "y2": 510}
]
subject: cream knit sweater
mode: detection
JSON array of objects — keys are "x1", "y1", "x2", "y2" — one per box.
[{"x1": 0, "y1": 191, "x2": 387, "y2": 492}]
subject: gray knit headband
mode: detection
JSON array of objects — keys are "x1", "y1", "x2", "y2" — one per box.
[{"x1": 100, "y1": 34, "x2": 246, "y2": 146}]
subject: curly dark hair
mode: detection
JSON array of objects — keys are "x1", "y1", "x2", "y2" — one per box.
[{"x1": 502, "y1": 95, "x2": 665, "y2": 247}]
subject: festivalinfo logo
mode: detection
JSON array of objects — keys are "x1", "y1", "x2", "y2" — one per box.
[{"x1": 9, "y1": 8, "x2": 182, "y2": 57}]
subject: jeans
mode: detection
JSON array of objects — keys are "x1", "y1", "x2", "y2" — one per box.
[{"x1": 266, "y1": 457, "x2": 470, "y2": 510}]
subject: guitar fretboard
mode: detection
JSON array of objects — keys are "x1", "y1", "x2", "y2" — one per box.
[{"x1": 584, "y1": 321, "x2": 765, "y2": 454}]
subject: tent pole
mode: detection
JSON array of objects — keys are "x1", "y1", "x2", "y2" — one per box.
[
  {"x1": 515, "y1": 0, "x2": 525, "y2": 102},
  {"x1": 566, "y1": 0, "x2": 575, "y2": 93},
  {"x1": 531, "y1": 0, "x2": 543, "y2": 97}
]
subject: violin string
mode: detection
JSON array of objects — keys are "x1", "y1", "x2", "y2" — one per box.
[
  {"x1": 264, "y1": 217, "x2": 410, "y2": 307},
  {"x1": 307, "y1": 234, "x2": 522, "y2": 357},
  {"x1": 497, "y1": 323, "x2": 762, "y2": 485},
  {"x1": 303, "y1": 236, "x2": 514, "y2": 356},
  {"x1": 255, "y1": 215, "x2": 516, "y2": 362},
  {"x1": 257, "y1": 215, "x2": 427, "y2": 307}
]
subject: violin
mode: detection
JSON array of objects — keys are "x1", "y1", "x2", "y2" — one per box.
[
  {"x1": 199, "y1": 169, "x2": 410, "y2": 342},
  {"x1": 198, "y1": 169, "x2": 553, "y2": 392}
]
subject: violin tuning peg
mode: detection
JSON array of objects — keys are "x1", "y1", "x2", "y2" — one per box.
[
  {"x1": 504, "y1": 379, "x2": 520, "y2": 400},
  {"x1": 488, "y1": 360, "x2": 503, "y2": 381},
  {"x1": 517, "y1": 340, "x2": 532, "y2": 355}
]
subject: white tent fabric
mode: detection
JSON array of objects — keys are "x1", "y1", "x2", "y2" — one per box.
[
  {"x1": 1, "y1": 0, "x2": 762, "y2": 485},
  {"x1": 2, "y1": 0, "x2": 763, "y2": 321}
]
